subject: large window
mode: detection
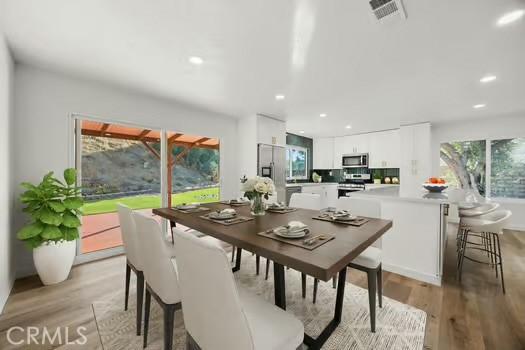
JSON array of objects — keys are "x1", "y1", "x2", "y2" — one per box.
[
  {"x1": 491, "y1": 138, "x2": 525, "y2": 199},
  {"x1": 286, "y1": 145, "x2": 308, "y2": 180},
  {"x1": 440, "y1": 137, "x2": 525, "y2": 200},
  {"x1": 440, "y1": 140, "x2": 486, "y2": 195}
]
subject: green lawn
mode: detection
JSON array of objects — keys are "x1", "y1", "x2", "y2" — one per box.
[{"x1": 82, "y1": 187, "x2": 220, "y2": 216}]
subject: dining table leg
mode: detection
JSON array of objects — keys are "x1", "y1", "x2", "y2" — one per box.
[
  {"x1": 303, "y1": 266, "x2": 347, "y2": 350},
  {"x1": 273, "y1": 262, "x2": 286, "y2": 310},
  {"x1": 232, "y1": 247, "x2": 242, "y2": 272}
]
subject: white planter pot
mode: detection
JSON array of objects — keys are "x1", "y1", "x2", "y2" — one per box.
[{"x1": 33, "y1": 240, "x2": 76, "y2": 285}]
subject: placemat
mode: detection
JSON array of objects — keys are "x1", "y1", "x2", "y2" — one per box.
[
  {"x1": 312, "y1": 215, "x2": 370, "y2": 227},
  {"x1": 266, "y1": 207, "x2": 298, "y2": 214},
  {"x1": 219, "y1": 201, "x2": 250, "y2": 207},
  {"x1": 171, "y1": 207, "x2": 210, "y2": 214},
  {"x1": 257, "y1": 230, "x2": 335, "y2": 250},
  {"x1": 200, "y1": 214, "x2": 254, "y2": 226}
]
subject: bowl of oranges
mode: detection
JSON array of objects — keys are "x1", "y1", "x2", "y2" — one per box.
[{"x1": 423, "y1": 177, "x2": 448, "y2": 193}]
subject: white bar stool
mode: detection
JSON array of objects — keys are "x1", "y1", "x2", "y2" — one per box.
[
  {"x1": 456, "y1": 202, "x2": 500, "y2": 261},
  {"x1": 458, "y1": 209, "x2": 512, "y2": 293}
]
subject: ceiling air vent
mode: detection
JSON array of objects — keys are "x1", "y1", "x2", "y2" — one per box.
[{"x1": 369, "y1": 0, "x2": 407, "y2": 22}]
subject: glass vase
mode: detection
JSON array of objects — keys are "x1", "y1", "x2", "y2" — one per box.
[{"x1": 250, "y1": 194, "x2": 266, "y2": 216}]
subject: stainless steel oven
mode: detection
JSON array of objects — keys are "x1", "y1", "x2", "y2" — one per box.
[{"x1": 342, "y1": 153, "x2": 368, "y2": 168}]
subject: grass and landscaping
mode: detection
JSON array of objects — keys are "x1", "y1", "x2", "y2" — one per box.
[{"x1": 82, "y1": 187, "x2": 220, "y2": 215}]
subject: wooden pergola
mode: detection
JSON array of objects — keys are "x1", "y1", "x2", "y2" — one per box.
[{"x1": 81, "y1": 121, "x2": 220, "y2": 207}]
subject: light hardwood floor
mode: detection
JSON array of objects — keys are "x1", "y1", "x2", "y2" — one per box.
[{"x1": 0, "y1": 226, "x2": 524, "y2": 349}]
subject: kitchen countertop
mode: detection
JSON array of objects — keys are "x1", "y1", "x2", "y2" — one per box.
[
  {"x1": 285, "y1": 182, "x2": 339, "y2": 187},
  {"x1": 351, "y1": 186, "x2": 450, "y2": 204}
]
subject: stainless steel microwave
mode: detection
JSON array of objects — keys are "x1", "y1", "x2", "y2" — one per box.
[{"x1": 342, "y1": 153, "x2": 369, "y2": 168}]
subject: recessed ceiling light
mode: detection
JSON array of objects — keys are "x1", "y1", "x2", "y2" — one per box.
[
  {"x1": 299, "y1": 130, "x2": 305, "y2": 134},
  {"x1": 320, "y1": 113, "x2": 327, "y2": 118},
  {"x1": 497, "y1": 9, "x2": 525, "y2": 26},
  {"x1": 480, "y1": 75, "x2": 497, "y2": 83},
  {"x1": 188, "y1": 56, "x2": 204, "y2": 65},
  {"x1": 275, "y1": 94, "x2": 285, "y2": 100},
  {"x1": 345, "y1": 125, "x2": 352, "y2": 129},
  {"x1": 473, "y1": 104, "x2": 486, "y2": 109}
]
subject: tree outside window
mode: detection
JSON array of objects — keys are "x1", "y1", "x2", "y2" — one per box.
[
  {"x1": 440, "y1": 140, "x2": 486, "y2": 195},
  {"x1": 491, "y1": 138, "x2": 525, "y2": 199}
]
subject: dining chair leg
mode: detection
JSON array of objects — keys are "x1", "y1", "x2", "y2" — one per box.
[
  {"x1": 256, "y1": 255, "x2": 260, "y2": 275},
  {"x1": 367, "y1": 270, "x2": 377, "y2": 332},
  {"x1": 231, "y1": 246, "x2": 235, "y2": 263},
  {"x1": 265, "y1": 259, "x2": 270, "y2": 280},
  {"x1": 332, "y1": 276, "x2": 337, "y2": 289},
  {"x1": 313, "y1": 278, "x2": 319, "y2": 304},
  {"x1": 125, "y1": 262, "x2": 131, "y2": 311},
  {"x1": 301, "y1": 273, "x2": 306, "y2": 298},
  {"x1": 143, "y1": 289, "x2": 151, "y2": 349},
  {"x1": 377, "y1": 264, "x2": 383, "y2": 308},
  {"x1": 136, "y1": 271, "x2": 145, "y2": 336},
  {"x1": 163, "y1": 304, "x2": 176, "y2": 350},
  {"x1": 495, "y1": 234, "x2": 506, "y2": 294}
]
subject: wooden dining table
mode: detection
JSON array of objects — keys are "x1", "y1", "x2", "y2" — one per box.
[{"x1": 153, "y1": 202, "x2": 393, "y2": 349}]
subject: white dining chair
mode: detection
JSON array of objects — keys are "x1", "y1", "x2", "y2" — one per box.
[
  {"x1": 311, "y1": 197, "x2": 383, "y2": 332},
  {"x1": 458, "y1": 209, "x2": 512, "y2": 293},
  {"x1": 289, "y1": 193, "x2": 322, "y2": 211},
  {"x1": 172, "y1": 229, "x2": 304, "y2": 350},
  {"x1": 133, "y1": 211, "x2": 182, "y2": 350},
  {"x1": 117, "y1": 204, "x2": 144, "y2": 336},
  {"x1": 288, "y1": 193, "x2": 322, "y2": 299}
]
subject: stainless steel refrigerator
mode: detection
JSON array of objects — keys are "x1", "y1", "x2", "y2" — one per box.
[{"x1": 257, "y1": 143, "x2": 286, "y2": 203}]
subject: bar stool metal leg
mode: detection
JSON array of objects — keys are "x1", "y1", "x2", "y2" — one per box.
[{"x1": 495, "y1": 234, "x2": 506, "y2": 294}]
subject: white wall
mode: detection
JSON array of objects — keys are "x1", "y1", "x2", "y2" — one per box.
[
  {"x1": 432, "y1": 113, "x2": 525, "y2": 230},
  {"x1": 13, "y1": 64, "x2": 240, "y2": 277},
  {"x1": 237, "y1": 115, "x2": 257, "y2": 182},
  {"x1": 0, "y1": 9, "x2": 15, "y2": 312}
]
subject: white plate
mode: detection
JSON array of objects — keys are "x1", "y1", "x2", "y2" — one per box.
[
  {"x1": 274, "y1": 229, "x2": 309, "y2": 239},
  {"x1": 209, "y1": 212, "x2": 237, "y2": 220},
  {"x1": 177, "y1": 204, "x2": 199, "y2": 210},
  {"x1": 332, "y1": 214, "x2": 356, "y2": 221}
]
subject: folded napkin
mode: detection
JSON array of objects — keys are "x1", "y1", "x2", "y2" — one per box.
[
  {"x1": 287, "y1": 220, "x2": 308, "y2": 231},
  {"x1": 221, "y1": 208, "x2": 236, "y2": 215},
  {"x1": 268, "y1": 202, "x2": 285, "y2": 208}
]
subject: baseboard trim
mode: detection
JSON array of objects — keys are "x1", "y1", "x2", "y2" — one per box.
[{"x1": 382, "y1": 263, "x2": 441, "y2": 286}]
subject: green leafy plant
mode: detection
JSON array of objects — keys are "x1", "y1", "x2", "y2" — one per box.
[{"x1": 17, "y1": 169, "x2": 83, "y2": 249}]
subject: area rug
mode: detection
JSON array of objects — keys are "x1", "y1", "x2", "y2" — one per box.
[{"x1": 93, "y1": 252, "x2": 426, "y2": 349}]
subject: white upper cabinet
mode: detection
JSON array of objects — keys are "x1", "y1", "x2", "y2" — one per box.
[
  {"x1": 344, "y1": 134, "x2": 369, "y2": 154},
  {"x1": 399, "y1": 123, "x2": 432, "y2": 193},
  {"x1": 313, "y1": 137, "x2": 334, "y2": 169},
  {"x1": 368, "y1": 129, "x2": 400, "y2": 168},
  {"x1": 333, "y1": 137, "x2": 345, "y2": 169},
  {"x1": 256, "y1": 115, "x2": 286, "y2": 145}
]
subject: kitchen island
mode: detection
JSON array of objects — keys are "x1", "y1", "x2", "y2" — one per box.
[{"x1": 351, "y1": 186, "x2": 449, "y2": 285}]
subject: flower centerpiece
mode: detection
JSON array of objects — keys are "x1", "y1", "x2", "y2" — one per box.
[{"x1": 241, "y1": 175, "x2": 275, "y2": 216}]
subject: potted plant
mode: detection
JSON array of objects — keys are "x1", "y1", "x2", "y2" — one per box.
[
  {"x1": 240, "y1": 176, "x2": 275, "y2": 216},
  {"x1": 373, "y1": 173, "x2": 382, "y2": 184},
  {"x1": 17, "y1": 169, "x2": 83, "y2": 285}
]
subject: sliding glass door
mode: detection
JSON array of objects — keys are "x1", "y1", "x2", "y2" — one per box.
[
  {"x1": 76, "y1": 119, "x2": 163, "y2": 256},
  {"x1": 73, "y1": 116, "x2": 221, "y2": 261}
]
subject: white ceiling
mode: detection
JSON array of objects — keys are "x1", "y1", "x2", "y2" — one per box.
[{"x1": 3, "y1": 0, "x2": 525, "y2": 137}]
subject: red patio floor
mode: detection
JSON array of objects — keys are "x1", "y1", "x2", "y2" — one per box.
[{"x1": 81, "y1": 209, "x2": 162, "y2": 254}]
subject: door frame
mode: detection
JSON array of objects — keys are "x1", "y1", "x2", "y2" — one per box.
[{"x1": 68, "y1": 113, "x2": 168, "y2": 264}]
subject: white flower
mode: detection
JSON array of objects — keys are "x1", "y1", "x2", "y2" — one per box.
[
  {"x1": 241, "y1": 178, "x2": 257, "y2": 192},
  {"x1": 254, "y1": 182, "x2": 268, "y2": 194}
]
